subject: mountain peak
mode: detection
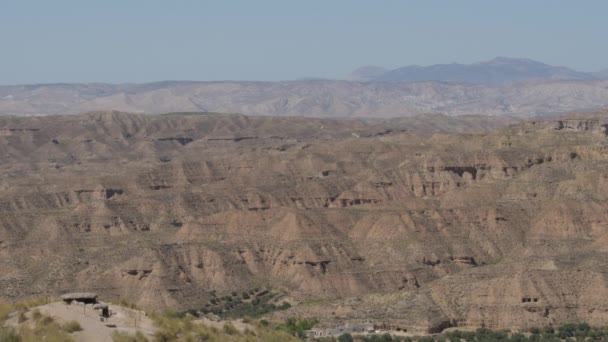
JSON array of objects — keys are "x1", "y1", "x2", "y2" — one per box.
[
  {"x1": 351, "y1": 57, "x2": 595, "y2": 84},
  {"x1": 482, "y1": 56, "x2": 544, "y2": 66},
  {"x1": 346, "y1": 65, "x2": 388, "y2": 81}
]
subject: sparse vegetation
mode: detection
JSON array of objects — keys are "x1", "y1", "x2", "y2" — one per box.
[
  {"x1": 338, "y1": 333, "x2": 354, "y2": 342},
  {"x1": 277, "y1": 317, "x2": 318, "y2": 338},
  {"x1": 30, "y1": 309, "x2": 42, "y2": 322},
  {"x1": 0, "y1": 327, "x2": 21, "y2": 342},
  {"x1": 0, "y1": 303, "x2": 14, "y2": 323},
  {"x1": 223, "y1": 322, "x2": 239, "y2": 335},
  {"x1": 5, "y1": 300, "x2": 608, "y2": 342},
  {"x1": 17, "y1": 311, "x2": 27, "y2": 324},
  {"x1": 115, "y1": 298, "x2": 140, "y2": 310},
  {"x1": 61, "y1": 320, "x2": 83, "y2": 333},
  {"x1": 112, "y1": 330, "x2": 149, "y2": 342},
  {"x1": 1, "y1": 297, "x2": 53, "y2": 324},
  {"x1": 150, "y1": 310, "x2": 300, "y2": 341},
  {"x1": 178, "y1": 288, "x2": 292, "y2": 319},
  {"x1": 17, "y1": 312, "x2": 74, "y2": 342},
  {"x1": 392, "y1": 324, "x2": 608, "y2": 342}
]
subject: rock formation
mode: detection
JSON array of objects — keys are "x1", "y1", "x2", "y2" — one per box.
[{"x1": 1, "y1": 111, "x2": 608, "y2": 332}]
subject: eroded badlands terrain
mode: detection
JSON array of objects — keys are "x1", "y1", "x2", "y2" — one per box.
[{"x1": 2, "y1": 111, "x2": 608, "y2": 332}]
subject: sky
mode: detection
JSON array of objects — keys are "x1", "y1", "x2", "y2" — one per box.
[{"x1": 1, "y1": 0, "x2": 607, "y2": 84}]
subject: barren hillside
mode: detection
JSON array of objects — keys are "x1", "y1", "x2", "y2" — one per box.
[
  {"x1": 2, "y1": 111, "x2": 608, "y2": 333},
  {"x1": 2, "y1": 80, "x2": 608, "y2": 118}
]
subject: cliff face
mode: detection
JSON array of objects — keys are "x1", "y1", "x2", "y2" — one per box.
[{"x1": 2, "y1": 111, "x2": 608, "y2": 332}]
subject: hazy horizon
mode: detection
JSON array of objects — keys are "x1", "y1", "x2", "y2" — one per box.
[{"x1": 2, "y1": 0, "x2": 608, "y2": 84}]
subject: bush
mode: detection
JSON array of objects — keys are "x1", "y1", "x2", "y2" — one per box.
[
  {"x1": 242, "y1": 292, "x2": 250, "y2": 300},
  {"x1": 223, "y1": 322, "x2": 239, "y2": 335},
  {"x1": 17, "y1": 315, "x2": 73, "y2": 342},
  {"x1": 117, "y1": 298, "x2": 139, "y2": 310},
  {"x1": 62, "y1": 320, "x2": 83, "y2": 333},
  {"x1": 557, "y1": 323, "x2": 577, "y2": 338},
  {"x1": 278, "y1": 301, "x2": 291, "y2": 310},
  {"x1": 278, "y1": 317, "x2": 319, "y2": 338},
  {"x1": 415, "y1": 336, "x2": 432, "y2": 342},
  {"x1": 31, "y1": 309, "x2": 42, "y2": 321},
  {"x1": 511, "y1": 332, "x2": 527, "y2": 342},
  {"x1": 0, "y1": 303, "x2": 14, "y2": 323},
  {"x1": 338, "y1": 333, "x2": 354, "y2": 342},
  {"x1": 112, "y1": 331, "x2": 149, "y2": 342},
  {"x1": 577, "y1": 322, "x2": 591, "y2": 332},
  {"x1": 0, "y1": 327, "x2": 21, "y2": 342},
  {"x1": 17, "y1": 310, "x2": 27, "y2": 323}
]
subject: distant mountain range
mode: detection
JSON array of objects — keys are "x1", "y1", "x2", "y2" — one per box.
[
  {"x1": 1, "y1": 57, "x2": 608, "y2": 118},
  {"x1": 2, "y1": 79, "x2": 608, "y2": 118},
  {"x1": 593, "y1": 69, "x2": 608, "y2": 79},
  {"x1": 347, "y1": 57, "x2": 604, "y2": 84}
]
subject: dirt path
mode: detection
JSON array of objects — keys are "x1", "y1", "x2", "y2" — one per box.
[
  {"x1": 4, "y1": 301, "x2": 258, "y2": 341},
  {"x1": 10, "y1": 302, "x2": 156, "y2": 342}
]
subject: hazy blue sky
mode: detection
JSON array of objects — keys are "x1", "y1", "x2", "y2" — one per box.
[{"x1": 1, "y1": 1, "x2": 607, "y2": 84}]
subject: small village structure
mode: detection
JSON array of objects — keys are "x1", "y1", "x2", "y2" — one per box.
[
  {"x1": 305, "y1": 322, "x2": 376, "y2": 338},
  {"x1": 61, "y1": 292, "x2": 112, "y2": 319},
  {"x1": 60, "y1": 292, "x2": 98, "y2": 305},
  {"x1": 93, "y1": 302, "x2": 110, "y2": 318}
]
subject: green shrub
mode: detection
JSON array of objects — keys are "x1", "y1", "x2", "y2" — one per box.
[
  {"x1": 112, "y1": 331, "x2": 148, "y2": 342},
  {"x1": 277, "y1": 317, "x2": 318, "y2": 338},
  {"x1": 38, "y1": 315, "x2": 54, "y2": 325},
  {"x1": 577, "y1": 322, "x2": 591, "y2": 332},
  {"x1": 511, "y1": 332, "x2": 527, "y2": 342},
  {"x1": 0, "y1": 303, "x2": 14, "y2": 323},
  {"x1": 223, "y1": 322, "x2": 239, "y2": 335},
  {"x1": 17, "y1": 310, "x2": 27, "y2": 323},
  {"x1": 18, "y1": 315, "x2": 74, "y2": 342},
  {"x1": 62, "y1": 320, "x2": 83, "y2": 333},
  {"x1": 278, "y1": 301, "x2": 291, "y2": 310},
  {"x1": 31, "y1": 309, "x2": 42, "y2": 321},
  {"x1": 0, "y1": 327, "x2": 21, "y2": 342},
  {"x1": 338, "y1": 333, "x2": 354, "y2": 342}
]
